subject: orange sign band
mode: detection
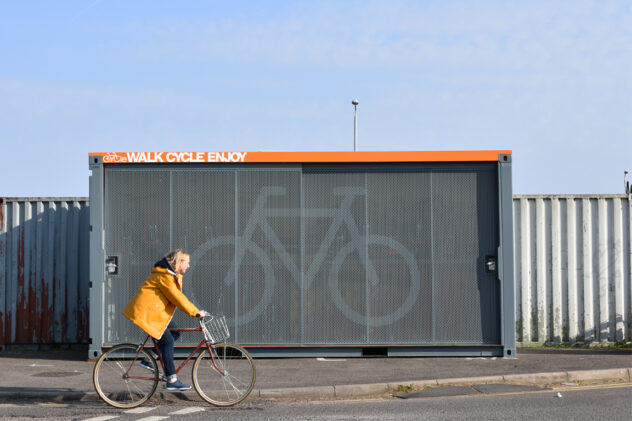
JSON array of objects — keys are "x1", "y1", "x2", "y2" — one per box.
[{"x1": 89, "y1": 150, "x2": 511, "y2": 164}]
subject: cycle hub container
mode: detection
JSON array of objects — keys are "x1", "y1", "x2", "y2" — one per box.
[{"x1": 88, "y1": 151, "x2": 515, "y2": 359}]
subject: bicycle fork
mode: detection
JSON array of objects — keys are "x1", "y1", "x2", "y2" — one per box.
[{"x1": 206, "y1": 343, "x2": 227, "y2": 377}]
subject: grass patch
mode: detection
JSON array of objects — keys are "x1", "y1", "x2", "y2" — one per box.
[
  {"x1": 518, "y1": 341, "x2": 631, "y2": 349},
  {"x1": 396, "y1": 383, "x2": 415, "y2": 393}
]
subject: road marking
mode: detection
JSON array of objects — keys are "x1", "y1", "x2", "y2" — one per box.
[
  {"x1": 385, "y1": 383, "x2": 632, "y2": 403},
  {"x1": 316, "y1": 357, "x2": 347, "y2": 362},
  {"x1": 83, "y1": 416, "x2": 119, "y2": 421},
  {"x1": 551, "y1": 383, "x2": 632, "y2": 392},
  {"x1": 170, "y1": 407, "x2": 206, "y2": 415},
  {"x1": 125, "y1": 406, "x2": 156, "y2": 413},
  {"x1": 483, "y1": 383, "x2": 632, "y2": 399},
  {"x1": 136, "y1": 417, "x2": 169, "y2": 421}
]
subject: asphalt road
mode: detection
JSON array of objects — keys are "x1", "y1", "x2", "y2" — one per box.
[{"x1": 0, "y1": 384, "x2": 630, "y2": 420}]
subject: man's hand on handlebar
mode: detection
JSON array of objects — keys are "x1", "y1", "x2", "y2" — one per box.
[{"x1": 196, "y1": 310, "x2": 209, "y2": 319}]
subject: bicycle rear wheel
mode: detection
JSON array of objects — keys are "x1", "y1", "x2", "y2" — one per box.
[
  {"x1": 192, "y1": 342, "x2": 256, "y2": 406},
  {"x1": 93, "y1": 344, "x2": 159, "y2": 408}
]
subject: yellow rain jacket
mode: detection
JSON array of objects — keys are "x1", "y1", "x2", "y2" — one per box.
[{"x1": 122, "y1": 263, "x2": 199, "y2": 339}]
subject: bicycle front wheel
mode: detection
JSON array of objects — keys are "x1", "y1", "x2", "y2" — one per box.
[
  {"x1": 93, "y1": 344, "x2": 159, "y2": 408},
  {"x1": 192, "y1": 342, "x2": 256, "y2": 406}
]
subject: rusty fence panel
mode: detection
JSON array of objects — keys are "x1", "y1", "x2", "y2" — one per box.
[
  {"x1": 514, "y1": 194, "x2": 632, "y2": 345},
  {"x1": 0, "y1": 197, "x2": 89, "y2": 346}
]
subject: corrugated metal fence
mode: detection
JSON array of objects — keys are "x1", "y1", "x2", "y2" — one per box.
[
  {"x1": 514, "y1": 195, "x2": 631, "y2": 344},
  {"x1": 1, "y1": 195, "x2": 630, "y2": 346},
  {"x1": 0, "y1": 198, "x2": 90, "y2": 346}
]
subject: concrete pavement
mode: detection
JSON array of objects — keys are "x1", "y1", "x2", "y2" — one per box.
[{"x1": 0, "y1": 347, "x2": 630, "y2": 403}]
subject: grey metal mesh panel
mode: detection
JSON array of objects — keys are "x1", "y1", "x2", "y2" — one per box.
[
  {"x1": 104, "y1": 169, "x2": 170, "y2": 344},
  {"x1": 235, "y1": 170, "x2": 301, "y2": 344},
  {"x1": 432, "y1": 168, "x2": 499, "y2": 343},
  {"x1": 303, "y1": 172, "x2": 366, "y2": 344},
  {"x1": 102, "y1": 163, "x2": 500, "y2": 347},
  {"x1": 172, "y1": 170, "x2": 236, "y2": 338},
  {"x1": 366, "y1": 172, "x2": 433, "y2": 343}
]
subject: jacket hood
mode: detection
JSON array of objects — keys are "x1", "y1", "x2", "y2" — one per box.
[{"x1": 154, "y1": 257, "x2": 176, "y2": 274}]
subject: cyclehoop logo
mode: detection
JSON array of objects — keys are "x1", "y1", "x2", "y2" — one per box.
[
  {"x1": 188, "y1": 185, "x2": 420, "y2": 328},
  {"x1": 103, "y1": 152, "x2": 128, "y2": 163}
]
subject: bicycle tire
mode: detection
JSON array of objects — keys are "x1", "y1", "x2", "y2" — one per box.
[
  {"x1": 93, "y1": 343, "x2": 159, "y2": 408},
  {"x1": 192, "y1": 342, "x2": 256, "y2": 406}
]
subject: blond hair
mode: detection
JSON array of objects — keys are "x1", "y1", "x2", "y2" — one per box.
[{"x1": 165, "y1": 249, "x2": 190, "y2": 271}]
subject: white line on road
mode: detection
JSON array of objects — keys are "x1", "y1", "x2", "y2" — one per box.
[
  {"x1": 170, "y1": 407, "x2": 206, "y2": 415},
  {"x1": 136, "y1": 417, "x2": 169, "y2": 421},
  {"x1": 82, "y1": 416, "x2": 119, "y2": 421},
  {"x1": 125, "y1": 406, "x2": 157, "y2": 414},
  {"x1": 552, "y1": 383, "x2": 632, "y2": 392}
]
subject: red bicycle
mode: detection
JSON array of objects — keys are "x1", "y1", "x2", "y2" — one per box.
[{"x1": 92, "y1": 315, "x2": 255, "y2": 408}]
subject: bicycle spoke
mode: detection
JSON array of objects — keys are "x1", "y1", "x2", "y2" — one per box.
[
  {"x1": 126, "y1": 376, "x2": 147, "y2": 398},
  {"x1": 224, "y1": 376, "x2": 243, "y2": 396},
  {"x1": 101, "y1": 359, "x2": 126, "y2": 377}
]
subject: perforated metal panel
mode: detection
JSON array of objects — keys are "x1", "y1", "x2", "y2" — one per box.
[
  {"x1": 432, "y1": 169, "x2": 499, "y2": 343},
  {"x1": 365, "y1": 172, "x2": 432, "y2": 343},
  {"x1": 103, "y1": 169, "x2": 170, "y2": 343},
  {"x1": 99, "y1": 162, "x2": 501, "y2": 347},
  {"x1": 303, "y1": 171, "x2": 366, "y2": 344}
]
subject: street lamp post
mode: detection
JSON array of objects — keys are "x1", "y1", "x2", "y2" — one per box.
[{"x1": 352, "y1": 99, "x2": 359, "y2": 151}]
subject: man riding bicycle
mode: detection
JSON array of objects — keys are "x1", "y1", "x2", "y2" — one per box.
[{"x1": 122, "y1": 249, "x2": 208, "y2": 391}]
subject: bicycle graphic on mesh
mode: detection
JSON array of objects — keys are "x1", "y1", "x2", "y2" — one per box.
[{"x1": 190, "y1": 186, "x2": 420, "y2": 327}]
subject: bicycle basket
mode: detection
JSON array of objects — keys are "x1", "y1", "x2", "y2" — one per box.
[{"x1": 202, "y1": 315, "x2": 230, "y2": 344}]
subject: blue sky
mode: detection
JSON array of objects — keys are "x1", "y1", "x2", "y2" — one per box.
[{"x1": 1, "y1": 0, "x2": 630, "y2": 196}]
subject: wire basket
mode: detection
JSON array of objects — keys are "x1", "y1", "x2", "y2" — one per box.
[{"x1": 202, "y1": 315, "x2": 230, "y2": 344}]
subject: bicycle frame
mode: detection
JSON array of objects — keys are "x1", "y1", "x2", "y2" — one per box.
[{"x1": 123, "y1": 326, "x2": 225, "y2": 382}]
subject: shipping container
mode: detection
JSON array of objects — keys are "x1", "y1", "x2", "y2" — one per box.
[
  {"x1": 513, "y1": 194, "x2": 632, "y2": 345},
  {"x1": 0, "y1": 197, "x2": 89, "y2": 347},
  {"x1": 87, "y1": 151, "x2": 516, "y2": 358}
]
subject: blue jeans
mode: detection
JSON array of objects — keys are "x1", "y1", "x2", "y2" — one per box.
[{"x1": 158, "y1": 320, "x2": 180, "y2": 379}]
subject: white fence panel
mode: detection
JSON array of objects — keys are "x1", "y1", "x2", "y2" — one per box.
[{"x1": 514, "y1": 195, "x2": 631, "y2": 344}]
